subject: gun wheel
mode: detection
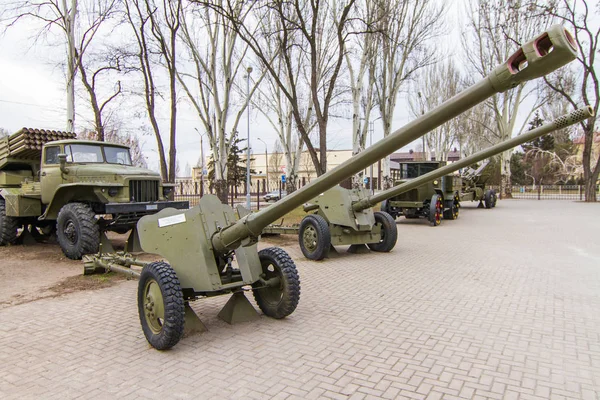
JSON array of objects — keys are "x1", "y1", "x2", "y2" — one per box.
[
  {"x1": 429, "y1": 194, "x2": 443, "y2": 227},
  {"x1": 253, "y1": 247, "x2": 300, "y2": 319},
  {"x1": 491, "y1": 190, "x2": 498, "y2": 208},
  {"x1": 298, "y1": 214, "x2": 330, "y2": 260},
  {"x1": 0, "y1": 198, "x2": 19, "y2": 245},
  {"x1": 443, "y1": 195, "x2": 460, "y2": 220},
  {"x1": 484, "y1": 189, "x2": 495, "y2": 209},
  {"x1": 368, "y1": 211, "x2": 398, "y2": 253},
  {"x1": 138, "y1": 261, "x2": 185, "y2": 350}
]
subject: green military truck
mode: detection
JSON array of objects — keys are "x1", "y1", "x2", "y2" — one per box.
[
  {"x1": 459, "y1": 160, "x2": 497, "y2": 208},
  {"x1": 381, "y1": 161, "x2": 461, "y2": 226},
  {"x1": 0, "y1": 128, "x2": 188, "y2": 259}
]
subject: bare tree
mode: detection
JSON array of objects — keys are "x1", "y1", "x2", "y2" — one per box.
[
  {"x1": 343, "y1": 0, "x2": 378, "y2": 186},
  {"x1": 409, "y1": 60, "x2": 462, "y2": 161},
  {"x1": 198, "y1": 0, "x2": 356, "y2": 176},
  {"x1": 253, "y1": 33, "x2": 315, "y2": 192},
  {"x1": 2, "y1": 0, "x2": 86, "y2": 131},
  {"x1": 123, "y1": 0, "x2": 181, "y2": 182},
  {"x1": 74, "y1": 0, "x2": 122, "y2": 141},
  {"x1": 177, "y1": 2, "x2": 264, "y2": 201},
  {"x1": 373, "y1": 0, "x2": 445, "y2": 188},
  {"x1": 523, "y1": 0, "x2": 599, "y2": 201},
  {"x1": 463, "y1": 0, "x2": 554, "y2": 198}
]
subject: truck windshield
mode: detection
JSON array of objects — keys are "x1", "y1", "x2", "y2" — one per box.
[
  {"x1": 400, "y1": 163, "x2": 440, "y2": 179},
  {"x1": 104, "y1": 146, "x2": 132, "y2": 165},
  {"x1": 64, "y1": 144, "x2": 132, "y2": 165}
]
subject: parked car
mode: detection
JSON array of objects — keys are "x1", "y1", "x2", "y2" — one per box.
[{"x1": 263, "y1": 190, "x2": 287, "y2": 202}]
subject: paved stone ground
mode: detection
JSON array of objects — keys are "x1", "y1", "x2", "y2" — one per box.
[{"x1": 1, "y1": 200, "x2": 599, "y2": 400}]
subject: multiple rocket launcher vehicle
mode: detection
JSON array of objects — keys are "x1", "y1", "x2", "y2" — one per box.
[{"x1": 79, "y1": 26, "x2": 593, "y2": 350}]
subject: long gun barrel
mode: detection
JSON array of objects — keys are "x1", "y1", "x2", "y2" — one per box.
[
  {"x1": 211, "y1": 25, "x2": 578, "y2": 253},
  {"x1": 352, "y1": 106, "x2": 594, "y2": 212}
]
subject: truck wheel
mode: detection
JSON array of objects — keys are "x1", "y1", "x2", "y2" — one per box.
[
  {"x1": 428, "y1": 194, "x2": 443, "y2": 227},
  {"x1": 252, "y1": 247, "x2": 300, "y2": 319},
  {"x1": 367, "y1": 211, "x2": 398, "y2": 253},
  {"x1": 57, "y1": 203, "x2": 100, "y2": 259},
  {"x1": 380, "y1": 199, "x2": 400, "y2": 219},
  {"x1": 0, "y1": 198, "x2": 19, "y2": 245},
  {"x1": 138, "y1": 261, "x2": 185, "y2": 350},
  {"x1": 443, "y1": 195, "x2": 460, "y2": 220},
  {"x1": 484, "y1": 190, "x2": 494, "y2": 209},
  {"x1": 298, "y1": 214, "x2": 330, "y2": 260}
]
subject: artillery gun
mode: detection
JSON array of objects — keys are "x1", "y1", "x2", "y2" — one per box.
[
  {"x1": 380, "y1": 161, "x2": 462, "y2": 226},
  {"x1": 459, "y1": 160, "x2": 497, "y2": 208},
  {"x1": 82, "y1": 25, "x2": 578, "y2": 349},
  {"x1": 0, "y1": 129, "x2": 188, "y2": 258}
]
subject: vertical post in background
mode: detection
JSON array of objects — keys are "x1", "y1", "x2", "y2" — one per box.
[
  {"x1": 246, "y1": 66, "x2": 253, "y2": 210},
  {"x1": 258, "y1": 138, "x2": 268, "y2": 192}
]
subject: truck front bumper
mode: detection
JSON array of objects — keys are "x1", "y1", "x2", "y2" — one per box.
[{"x1": 105, "y1": 200, "x2": 189, "y2": 214}]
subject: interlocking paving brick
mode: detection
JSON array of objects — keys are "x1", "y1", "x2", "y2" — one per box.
[{"x1": 0, "y1": 200, "x2": 599, "y2": 399}]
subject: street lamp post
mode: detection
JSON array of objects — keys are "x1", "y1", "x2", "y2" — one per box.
[
  {"x1": 246, "y1": 66, "x2": 253, "y2": 209},
  {"x1": 257, "y1": 137, "x2": 268, "y2": 192}
]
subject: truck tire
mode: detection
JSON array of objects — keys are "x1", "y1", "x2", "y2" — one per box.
[
  {"x1": 443, "y1": 194, "x2": 460, "y2": 220},
  {"x1": 57, "y1": 203, "x2": 100, "y2": 259},
  {"x1": 252, "y1": 247, "x2": 300, "y2": 319},
  {"x1": 428, "y1": 194, "x2": 443, "y2": 227},
  {"x1": 0, "y1": 198, "x2": 19, "y2": 245},
  {"x1": 298, "y1": 214, "x2": 330, "y2": 260},
  {"x1": 368, "y1": 211, "x2": 398, "y2": 253},
  {"x1": 138, "y1": 261, "x2": 185, "y2": 350}
]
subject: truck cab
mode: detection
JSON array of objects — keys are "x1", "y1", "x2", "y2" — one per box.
[{"x1": 1, "y1": 132, "x2": 188, "y2": 259}]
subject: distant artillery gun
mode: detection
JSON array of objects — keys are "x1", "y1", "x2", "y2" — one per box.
[
  {"x1": 81, "y1": 26, "x2": 580, "y2": 349},
  {"x1": 459, "y1": 160, "x2": 497, "y2": 208}
]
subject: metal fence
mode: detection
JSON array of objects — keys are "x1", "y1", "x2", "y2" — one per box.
[
  {"x1": 174, "y1": 178, "x2": 286, "y2": 210},
  {"x1": 489, "y1": 185, "x2": 599, "y2": 200}
]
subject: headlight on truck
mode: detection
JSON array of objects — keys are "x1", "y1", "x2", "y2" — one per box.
[{"x1": 108, "y1": 187, "x2": 119, "y2": 197}]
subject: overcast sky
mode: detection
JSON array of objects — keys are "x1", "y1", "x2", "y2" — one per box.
[{"x1": 0, "y1": 1, "x2": 479, "y2": 174}]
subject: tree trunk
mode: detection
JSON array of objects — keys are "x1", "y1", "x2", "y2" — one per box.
[
  {"x1": 500, "y1": 149, "x2": 512, "y2": 199},
  {"x1": 214, "y1": 179, "x2": 228, "y2": 203},
  {"x1": 584, "y1": 169, "x2": 599, "y2": 202},
  {"x1": 318, "y1": 120, "x2": 327, "y2": 175}
]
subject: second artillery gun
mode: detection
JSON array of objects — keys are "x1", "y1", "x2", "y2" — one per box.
[
  {"x1": 459, "y1": 160, "x2": 498, "y2": 208},
  {"x1": 82, "y1": 25, "x2": 578, "y2": 349}
]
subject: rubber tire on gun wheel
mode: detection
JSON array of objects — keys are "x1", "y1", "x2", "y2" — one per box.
[
  {"x1": 298, "y1": 214, "x2": 330, "y2": 260},
  {"x1": 0, "y1": 198, "x2": 19, "y2": 245},
  {"x1": 429, "y1": 194, "x2": 443, "y2": 227},
  {"x1": 138, "y1": 261, "x2": 185, "y2": 350},
  {"x1": 253, "y1": 247, "x2": 301, "y2": 319},
  {"x1": 57, "y1": 203, "x2": 100, "y2": 259},
  {"x1": 484, "y1": 189, "x2": 494, "y2": 209},
  {"x1": 491, "y1": 190, "x2": 497, "y2": 208},
  {"x1": 367, "y1": 211, "x2": 398, "y2": 253}
]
